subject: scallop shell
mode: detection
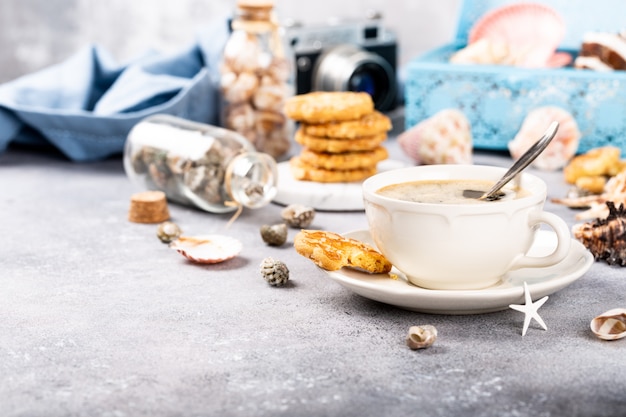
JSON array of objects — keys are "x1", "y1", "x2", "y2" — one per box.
[
  {"x1": 508, "y1": 106, "x2": 581, "y2": 171},
  {"x1": 170, "y1": 235, "x2": 242, "y2": 264},
  {"x1": 469, "y1": 3, "x2": 565, "y2": 68},
  {"x1": 590, "y1": 308, "x2": 626, "y2": 340}
]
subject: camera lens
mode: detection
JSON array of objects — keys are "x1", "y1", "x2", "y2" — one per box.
[
  {"x1": 312, "y1": 44, "x2": 396, "y2": 111},
  {"x1": 349, "y1": 64, "x2": 385, "y2": 97}
]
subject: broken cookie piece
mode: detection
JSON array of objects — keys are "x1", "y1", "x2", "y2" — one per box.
[{"x1": 294, "y1": 229, "x2": 392, "y2": 274}]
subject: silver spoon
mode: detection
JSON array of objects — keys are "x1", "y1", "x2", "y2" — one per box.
[{"x1": 463, "y1": 121, "x2": 559, "y2": 201}]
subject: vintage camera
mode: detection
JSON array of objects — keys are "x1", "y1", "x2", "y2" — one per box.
[{"x1": 285, "y1": 13, "x2": 398, "y2": 112}]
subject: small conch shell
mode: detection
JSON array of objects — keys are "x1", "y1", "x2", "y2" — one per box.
[
  {"x1": 406, "y1": 325, "x2": 438, "y2": 350},
  {"x1": 590, "y1": 308, "x2": 626, "y2": 341}
]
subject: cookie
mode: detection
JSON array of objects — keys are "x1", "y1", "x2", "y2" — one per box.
[
  {"x1": 299, "y1": 146, "x2": 388, "y2": 170},
  {"x1": 289, "y1": 157, "x2": 377, "y2": 183},
  {"x1": 302, "y1": 111, "x2": 392, "y2": 138},
  {"x1": 294, "y1": 229, "x2": 392, "y2": 273},
  {"x1": 284, "y1": 91, "x2": 374, "y2": 123},
  {"x1": 295, "y1": 128, "x2": 387, "y2": 153},
  {"x1": 563, "y1": 146, "x2": 622, "y2": 184}
]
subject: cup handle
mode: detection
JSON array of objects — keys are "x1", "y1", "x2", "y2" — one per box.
[{"x1": 510, "y1": 211, "x2": 571, "y2": 270}]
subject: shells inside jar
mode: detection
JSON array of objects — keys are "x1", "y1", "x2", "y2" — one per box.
[{"x1": 220, "y1": 1, "x2": 292, "y2": 158}]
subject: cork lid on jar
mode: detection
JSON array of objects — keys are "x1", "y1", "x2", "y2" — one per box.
[
  {"x1": 237, "y1": 0, "x2": 274, "y2": 11},
  {"x1": 235, "y1": 0, "x2": 275, "y2": 25}
]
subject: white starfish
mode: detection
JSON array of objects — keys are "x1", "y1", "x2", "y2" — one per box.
[{"x1": 509, "y1": 282, "x2": 549, "y2": 336}]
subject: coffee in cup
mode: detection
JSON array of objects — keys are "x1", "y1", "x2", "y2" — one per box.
[{"x1": 362, "y1": 165, "x2": 571, "y2": 290}]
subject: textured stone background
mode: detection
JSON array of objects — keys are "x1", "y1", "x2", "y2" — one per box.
[{"x1": 0, "y1": 0, "x2": 461, "y2": 82}]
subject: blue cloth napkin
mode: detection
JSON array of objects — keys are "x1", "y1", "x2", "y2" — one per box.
[{"x1": 0, "y1": 23, "x2": 228, "y2": 161}]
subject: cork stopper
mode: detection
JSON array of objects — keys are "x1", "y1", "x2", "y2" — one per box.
[
  {"x1": 237, "y1": 0, "x2": 274, "y2": 9},
  {"x1": 236, "y1": 0, "x2": 274, "y2": 21},
  {"x1": 128, "y1": 190, "x2": 170, "y2": 223}
]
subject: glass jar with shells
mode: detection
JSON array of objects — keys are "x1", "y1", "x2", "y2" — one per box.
[
  {"x1": 123, "y1": 114, "x2": 278, "y2": 214},
  {"x1": 219, "y1": 0, "x2": 293, "y2": 159}
]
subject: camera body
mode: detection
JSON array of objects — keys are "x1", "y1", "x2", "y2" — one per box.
[{"x1": 285, "y1": 15, "x2": 399, "y2": 111}]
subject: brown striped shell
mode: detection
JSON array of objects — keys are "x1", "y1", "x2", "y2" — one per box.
[{"x1": 590, "y1": 308, "x2": 626, "y2": 341}]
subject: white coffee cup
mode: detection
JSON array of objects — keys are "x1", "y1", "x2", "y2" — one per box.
[{"x1": 362, "y1": 165, "x2": 571, "y2": 290}]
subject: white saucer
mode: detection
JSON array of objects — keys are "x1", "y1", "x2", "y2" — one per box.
[
  {"x1": 321, "y1": 229, "x2": 594, "y2": 314},
  {"x1": 272, "y1": 159, "x2": 408, "y2": 211}
]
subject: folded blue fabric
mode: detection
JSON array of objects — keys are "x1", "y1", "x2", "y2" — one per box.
[{"x1": 0, "y1": 32, "x2": 224, "y2": 161}]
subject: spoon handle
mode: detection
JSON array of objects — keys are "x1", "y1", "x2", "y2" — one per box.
[{"x1": 481, "y1": 121, "x2": 559, "y2": 200}]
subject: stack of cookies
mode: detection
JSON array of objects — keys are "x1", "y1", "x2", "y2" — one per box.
[{"x1": 284, "y1": 92, "x2": 392, "y2": 183}]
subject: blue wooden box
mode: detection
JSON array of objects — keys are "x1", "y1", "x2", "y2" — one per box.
[{"x1": 404, "y1": 0, "x2": 626, "y2": 154}]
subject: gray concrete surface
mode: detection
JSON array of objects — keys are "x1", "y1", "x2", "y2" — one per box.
[{"x1": 1, "y1": 138, "x2": 625, "y2": 417}]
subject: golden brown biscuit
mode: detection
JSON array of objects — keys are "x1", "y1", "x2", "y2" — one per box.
[
  {"x1": 302, "y1": 111, "x2": 392, "y2": 138},
  {"x1": 299, "y1": 146, "x2": 388, "y2": 170},
  {"x1": 295, "y1": 128, "x2": 387, "y2": 153},
  {"x1": 289, "y1": 157, "x2": 377, "y2": 183},
  {"x1": 294, "y1": 229, "x2": 392, "y2": 273},
  {"x1": 574, "y1": 175, "x2": 607, "y2": 194},
  {"x1": 284, "y1": 91, "x2": 374, "y2": 123},
  {"x1": 563, "y1": 146, "x2": 621, "y2": 184}
]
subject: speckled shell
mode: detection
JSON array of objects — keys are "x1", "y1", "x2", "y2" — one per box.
[
  {"x1": 590, "y1": 308, "x2": 626, "y2": 341},
  {"x1": 397, "y1": 109, "x2": 472, "y2": 165},
  {"x1": 572, "y1": 202, "x2": 626, "y2": 265},
  {"x1": 170, "y1": 235, "x2": 242, "y2": 264}
]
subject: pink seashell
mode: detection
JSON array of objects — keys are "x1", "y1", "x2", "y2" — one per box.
[
  {"x1": 508, "y1": 106, "x2": 581, "y2": 171},
  {"x1": 170, "y1": 235, "x2": 242, "y2": 264},
  {"x1": 398, "y1": 109, "x2": 472, "y2": 165},
  {"x1": 469, "y1": 3, "x2": 565, "y2": 68}
]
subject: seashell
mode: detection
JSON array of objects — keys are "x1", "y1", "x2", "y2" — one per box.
[
  {"x1": 546, "y1": 51, "x2": 573, "y2": 68},
  {"x1": 281, "y1": 204, "x2": 315, "y2": 228},
  {"x1": 157, "y1": 221, "x2": 182, "y2": 243},
  {"x1": 221, "y1": 71, "x2": 259, "y2": 103},
  {"x1": 508, "y1": 106, "x2": 581, "y2": 171},
  {"x1": 590, "y1": 308, "x2": 626, "y2": 340},
  {"x1": 398, "y1": 109, "x2": 472, "y2": 165},
  {"x1": 450, "y1": 38, "x2": 513, "y2": 66},
  {"x1": 260, "y1": 223, "x2": 288, "y2": 246},
  {"x1": 469, "y1": 3, "x2": 565, "y2": 68},
  {"x1": 406, "y1": 325, "x2": 438, "y2": 350},
  {"x1": 170, "y1": 235, "x2": 242, "y2": 264},
  {"x1": 260, "y1": 257, "x2": 290, "y2": 286},
  {"x1": 222, "y1": 30, "x2": 262, "y2": 73},
  {"x1": 572, "y1": 201, "x2": 626, "y2": 265}
]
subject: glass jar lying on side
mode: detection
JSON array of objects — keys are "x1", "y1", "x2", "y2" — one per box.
[{"x1": 123, "y1": 114, "x2": 278, "y2": 214}]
